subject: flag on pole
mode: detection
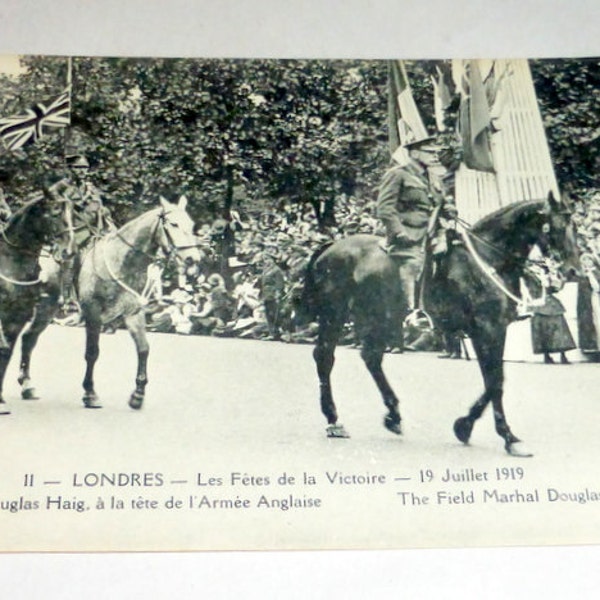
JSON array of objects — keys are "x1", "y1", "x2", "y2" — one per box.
[
  {"x1": 457, "y1": 61, "x2": 495, "y2": 173},
  {"x1": 388, "y1": 60, "x2": 429, "y2": 162},
  {"x1": 431, "y1": 64, "x2": 454, "y2": 132},
  {"x1": 0, "y1": 88, "x2": 71, "y2": 151}
]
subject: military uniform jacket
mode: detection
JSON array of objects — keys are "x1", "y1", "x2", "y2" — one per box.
[
  {"x1": 376, "y1": 162, "x2": 437, "y2": 245},
  {"x1": 260, "y1": 263, "x2": 286, "y2": 300},
  {"x1": 50, "y1": 178, "x2": 111, "y2": 246}
]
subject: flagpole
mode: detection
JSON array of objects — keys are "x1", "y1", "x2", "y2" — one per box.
[
  {"x1": 63, "y1": 56, "x2": 73, "y2": 163},
  {"x1": 67, "y1": 56, "x2": 73, "y2": 88}
]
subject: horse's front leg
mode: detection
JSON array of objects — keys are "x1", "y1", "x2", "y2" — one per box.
[
  {"x1": 0, "y1": 315, "x2": 33, "y2": 414},
  {"x1": 19, "y1": 294, "x2": 59, "y2": 400},
  {"x1": 123, "y1": 311, "x2": 149, "y2": 410},
  {"x1": 0, "y1": 333, "x2": 20, "y2": 415},
  {"x1": 360, "y1": 334, "x2": 401, "y2": 435},
  {"x1": 483, "y1": 331, "x2": 532, "y2": 457},
  {"x1": 314, "y1": 315, "x2": 347, "y2": 438},
  {"x1": 457, "y1": 321, "x2": 531, "y2": 457},
  {"x1": 82, "y1": 321, "x2": 102, "y2": 408}
]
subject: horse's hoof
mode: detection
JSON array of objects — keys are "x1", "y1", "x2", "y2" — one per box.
[
  {"x1": 0, "y1": 402, "x2": 10, "y2": 415},
  {"x1": 129, "y1": 392, "x2": 144, "y2": 410},
  {"x1": 505, "y1": 441, "x2": 533, "y2": 458},
  {"x1": 454, "y1": 417, "x2": 473, "y2": 445},
  {"x1": 21, "y1": 388, "x2": 40, "y2": 401},
  {"x1": 384, "y1": 415, "x2": 402, "y2": 435},
  {"x1": 83, "y1": 393, "x2": 102, "y2": 409},
  {"x1": 326, "y1": 423, "x2": 350, "y2": 438}
]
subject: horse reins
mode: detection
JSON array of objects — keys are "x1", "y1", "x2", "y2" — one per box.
[
  {"x1": 112, "y1": 209, "x2": 201, "y2": 261},
  {"x1": 459, "y1": 228, "x2": 522, "y2": 304},
  {"x1": 0, "y1": 269, "x2": 43, "y2": 287},
  {"x1": 101, "y1": 209, "x2": 197, "y2": 306}
]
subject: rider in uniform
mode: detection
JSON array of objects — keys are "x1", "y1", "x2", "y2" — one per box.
[
  {"x1": 376, "y1": 135, "x2": 458, "y2": 318},
  {"x1": 49, "y1": 153, "x2": 115, "y2": 312}
]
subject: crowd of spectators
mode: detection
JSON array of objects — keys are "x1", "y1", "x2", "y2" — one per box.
[
  {"x1": 52, "y1": 189, "x2": 600, "y2": 359},
  {"x1": 142, "y1": 194, "x2": 383, "y2": 345}
]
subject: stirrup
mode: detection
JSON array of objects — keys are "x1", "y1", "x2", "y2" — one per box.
[{"x1": 403, "y1": 309, "x2": 434, "y2": 329}]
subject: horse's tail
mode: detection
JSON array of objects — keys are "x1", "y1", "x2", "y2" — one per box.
[{"x1": 296, "y1": 242, "x2": 333, "y2": 322}]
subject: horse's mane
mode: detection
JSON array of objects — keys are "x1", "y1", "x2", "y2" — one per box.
[
  {"x1": 471, "y1": 198, "x2": 545, "y2": 235},
  {"x1": 116, "y1": 204, "x2": 176, "y2": 234}
]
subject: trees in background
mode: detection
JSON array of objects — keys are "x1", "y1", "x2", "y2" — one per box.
[
  {"x1": 531, "y1": 57, "x2": 600, "y2": 199},
  {"x1": 1, "y1": 56, "x2": 599, "y2": 227},
  {"x1": 0, "y1": 57, "x2": 389, "y2": 227}
]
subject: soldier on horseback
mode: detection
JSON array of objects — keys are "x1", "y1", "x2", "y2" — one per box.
[
  {"x1": 49, "y1": 153, "x2": 115, "y2": 313},
  {"x1": 376, "y1": 134, "x2": 458, "y2": 317}
]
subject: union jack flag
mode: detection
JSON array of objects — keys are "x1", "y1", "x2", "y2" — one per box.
[{"x1": 0, "y1": 88, "x2": 71, "y2": 151}]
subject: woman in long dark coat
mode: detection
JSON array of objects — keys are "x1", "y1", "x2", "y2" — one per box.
[
  {"x1": 531, "y1": 293, "x2": 575, "y2": 364},
  {"x1": 528, "y1": 255, "x2": 575, "y2": 364}
]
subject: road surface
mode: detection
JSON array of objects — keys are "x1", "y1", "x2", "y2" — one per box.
[{"x1": 1, "y1": 324, "x2": 599, "y2": 552}]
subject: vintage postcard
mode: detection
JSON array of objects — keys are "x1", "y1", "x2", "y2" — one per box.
[{"x1": 0, "y1": 53, "x2": 599, "y2": 554}]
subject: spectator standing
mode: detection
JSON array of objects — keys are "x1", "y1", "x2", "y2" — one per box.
[
  {"x1": 260, "y1": 247, "x2": 286, "y2": 341},
  {"x1": 524, "y1": 250, "x2": 575, "y2": 364},
  {"x1": 530, "y1": 293, "x2": 575, "y2": 364},
  {"x1": 578, "y1": 252, "x2": 600, "y2": 355}
]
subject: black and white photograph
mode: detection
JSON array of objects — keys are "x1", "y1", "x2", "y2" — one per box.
[
  {"x1": 1, "y1": 0, "x2": 600, "y2": 596},
  {"x1": 0, "y1": 53, "x2": 599, "y2": 554}
]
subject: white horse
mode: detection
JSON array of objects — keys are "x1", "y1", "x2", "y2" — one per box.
[{"x1": 19, "y1": 196, "x2": 201, "y2": 410}]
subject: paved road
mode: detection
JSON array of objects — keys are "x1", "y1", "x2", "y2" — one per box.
[
  {"x1": 1, "y1": 324, "x2": 599, "y2": 552},
  {"x1": 0, "y1": 326, "x2": 600, "y2": 460},
  {"x1": 2, "y1": 323, "x2": 598, "y2": 462}
]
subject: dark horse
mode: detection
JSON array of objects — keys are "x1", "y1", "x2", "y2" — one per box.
[
  {"x1": 0, "y1": 193, "x2": 65, "y2": 413},
  {"x1": 299, "y1": 193, "x2": 574, "y2": 456}
]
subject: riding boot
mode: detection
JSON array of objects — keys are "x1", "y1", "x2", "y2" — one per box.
[
  {"x1": 397, "y1": 258, "x2": 421, "y2": 314},
  {"x1": 60, "y1": 255, "x2": 80, "y2": 315}
]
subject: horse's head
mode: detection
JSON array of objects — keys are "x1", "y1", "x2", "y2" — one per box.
[
  {"x1": 156, "y1": 195, "x2": 202, "y2": 271},
  {"x1": 540, "y1": 191, "x2": 579, "y2": 280},
  {"x1": 3, "y1": 192, "x2": 68, "y2": 252}
]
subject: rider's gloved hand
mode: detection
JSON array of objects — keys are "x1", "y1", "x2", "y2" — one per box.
[
  {"x1": 442, "y1": 203, "x2": 458, "y2": 220},
  {"x1": 393, "y1": 232, "x2": 413, "y2": 248}
]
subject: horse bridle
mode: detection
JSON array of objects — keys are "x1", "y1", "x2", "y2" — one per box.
[
  {"x1": 112, "y1": 208, "x2": 199, "y2": 264},
  {"x1": 155, "y1": 209, "x2": 202, "y2": 261},
  {"x1": 456, "y1": 213, "x2": 563, "y2": 306},
  {"x1": 101, "y1": 207, "x2": 200, "y2": 306},
  {"x1": 455, "y1": 213, "x2": 558, "y2": 270}
]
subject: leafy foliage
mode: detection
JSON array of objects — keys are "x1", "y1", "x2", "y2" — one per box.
[
  {"x1": 532, "y1": 58, "x2": 600, "y2": 198},
  {"x1": 1, "y1": 57, "x2": 389, "y2": 226},
  {"x1": 0, "y1": 56, "x2": 598, "y2": 225}
]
